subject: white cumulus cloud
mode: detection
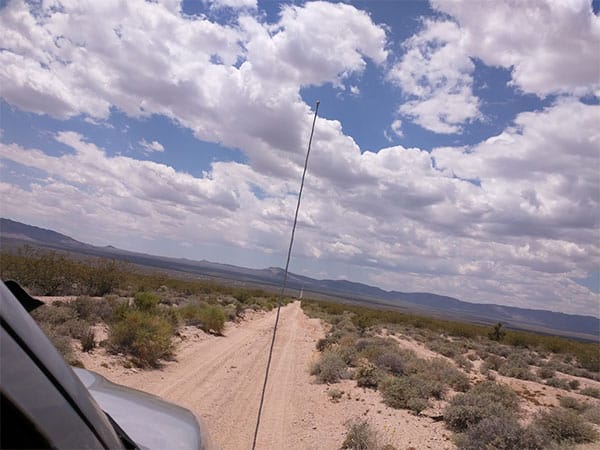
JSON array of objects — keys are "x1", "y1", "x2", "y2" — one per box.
[
  {"x1": 388, "y1": 19, "x2": 480, "y2": 134},
  {"x1": 431, "y1": 0, "x2": 600, "y2": 97},
  {"x1": 139, "y1": 139, "x2": 165, "y2": 153}
]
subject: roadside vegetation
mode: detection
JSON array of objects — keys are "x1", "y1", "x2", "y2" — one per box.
[
  {"x1": 302, "y1": 299, "x2": 600, "y2": 449},
  {"x1": 1, "y1": 249, "x2": 284, "y2": 367}
]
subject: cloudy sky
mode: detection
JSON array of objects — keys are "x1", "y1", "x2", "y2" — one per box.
[{"x1": 1, "y1": 0, "x2": 599, "y2": 316}]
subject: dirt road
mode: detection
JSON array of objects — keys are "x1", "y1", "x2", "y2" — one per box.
[
  {"x1": 87, "y1": 301, "x2": 454, "y2": 450},
  {"x1": 102, "y1": 301, "x2": 326, "y2": 449}
]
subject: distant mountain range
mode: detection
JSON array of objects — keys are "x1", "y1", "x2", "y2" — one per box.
[{"x1": 1, "y1": 217, "x2": 598, "y2": 340}]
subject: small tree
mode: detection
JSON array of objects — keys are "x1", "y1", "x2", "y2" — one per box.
[{"x1": 489, "y1": 322, "x2": 506, "y2": 341}]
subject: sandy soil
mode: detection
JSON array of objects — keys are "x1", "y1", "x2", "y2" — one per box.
[{"x1": 80, "y1": 302, "x2": 454, "y2": 450}]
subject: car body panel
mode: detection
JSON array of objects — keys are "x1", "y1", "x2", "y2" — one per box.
[
  {"x1": 0, "y1": 282, "x2": 125, "y2": 449},
  {"x1": 74, "y1": 368, "x2": 210, "y2": 450},
  {"x1": 1, "y1": 281, "x2": 216, "y2": 450}
]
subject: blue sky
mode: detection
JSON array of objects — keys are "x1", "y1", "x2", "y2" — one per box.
[{"x1": 0, "y1": 0, "x2": 598, "y2": 316}]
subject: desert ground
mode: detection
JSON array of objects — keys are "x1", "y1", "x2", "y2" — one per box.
[{"x1": 76, "y1": 301, "x2": 457, "y2": 450}]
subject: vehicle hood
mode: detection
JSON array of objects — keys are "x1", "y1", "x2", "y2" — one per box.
[{"x1": 73, "y1": 368, "x2": 216, "y2": 450}]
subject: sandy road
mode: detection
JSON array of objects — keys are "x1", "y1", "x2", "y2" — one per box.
[
  {"x1": 88, "y1": 301, "x2": 456, "y2": 449},
  {"x1": 106, "y1": 301, "x2": 325, "y2": 450}
]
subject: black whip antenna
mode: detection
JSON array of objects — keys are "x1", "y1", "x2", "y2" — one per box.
[{"x1": 251, "y1": 100, "x2": 320, "y2": 450}]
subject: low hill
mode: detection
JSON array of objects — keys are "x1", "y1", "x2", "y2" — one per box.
[{"x1": 1, "y1": 217, "x2": 598, "y2": 340}]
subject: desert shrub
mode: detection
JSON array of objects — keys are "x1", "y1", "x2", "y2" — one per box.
[
  {"x1": 233, "y1": 290, "x2": 251, "y2": 303},
  {"x1": 38, "y1": 322, "x2": 76, "y2": 363},
  {"x1": 337, "y1": 346, "x2": 360, "y2": 366},
  {"x1": 133, "y1": 291, "x2": 161, "y2": 310},
  {"x1": 80, "y1": 327, "x2": 96, "y2": 352},
  {"x1": 72, "y1": 296, "x2": 114, "y2": 323},
  {"x1": 32, "y1": 304, "x2": 73, "y2": 326},
  {"x1": 80, "y1": 258, "x2": 123, "y2": 296},
  {"x1": 355, "y1": 360, "x2": 379, "y2": 388},
  {"x1": 483, "y1": 354, "x2": 504, "y2": 371},
  {"x1": 375, "y1": 351, "x2": 405, "y2": 376},
  {"x1": 498, "y1": 353, "x2": 537, "y2": 380},
  {"x1": 410, "y1": 358, "x2": 470, "y2": 392},
  {"x1": 488, "y1": 322, "x2": 507, "y2": 342},
  {"x1": 453, "y1": 354, "x2": 473, "y2": 372},
  {"x1": 546, "y1": 377, "x2": 571, "y2": 390},
  {"x1": 317, "y1": 337, "x2": 333, "y2": 351},
  {"x1": 456, "y1": 416, "x2": 544, "y2": 450},
  {"x1": 568, "y1": 379, "x2": 580, "y2": 390},
  {"x1": 222, "y1": 304, "x2": 237, "y2": 321},
  {"x1": 341, "y1": 419, "x2": 378, "y2": 450},
  {"x1": 108, "y1": 308, "x2": 175, "y2": 367},
  {"x1": 178, "y1": 302, "x2": 207, "y2": 326},
  {"x1": 335, "y1": 336, "x2": 360, "y2": 365},
  {"x1": 532, "y1": 408, "x2": 598, "y2": 444},
  {"x1": 406, "y1": 397, "x2": 430, "y2": 414},
  {"x1": 354, "y1": 338, "x2": 397, "y2": 364},
  {"x1": 559, "y1": 396, "x2": 589, "y2": 412},
  {"x1": 56, "y1": 318, "x2": 91, "y2": 340},
  {"x1": 159, "y1": 307, "x2": 180, "y2": 329},
  {"x1": 583, "y1": 406, "x2": 600, "y2": 425},
  {"x1": 313, "y1": 351, "x2": 347, "y2": 383},
  {"x1": 537, "y1": 366, "x2": 556, "y2": 379},
  {"x1": 575, "y1": 346, "x2": 600, "y2": 372},
  {"x1": 380, "y1": 375, "x2": 442, "y2": 410},
  {"x1": 197, "y1": 305, "x2": 226, "y2": 335},
  {"x1": 428, "y1": 339, "x2": 459, "y2": 357},
  {"x1": 466, "y1": 352, "x2": 478, "y2": 361},
  {"x1": 178, "y1": 303, "x2": 225, "y2": 334},
  {"x1": 443, "y1": 381, "x2": 520, "y2": 432},
  {"x1": 485, "y1": 342, "x2": 511, "y2": 358},
  {"x1": 327, "y1": 389, "x2": 343, "y2": 402},
  {"x1": 580, "y1": 387, "x2": 600, "y2": 398}
]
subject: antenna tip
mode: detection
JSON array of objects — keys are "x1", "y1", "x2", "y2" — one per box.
[{"x1": 316, "y1": 100, "x2": 320, "y2": 106}]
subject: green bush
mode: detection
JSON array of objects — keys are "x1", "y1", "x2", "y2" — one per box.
[
  {"x1": 354, "y1": 360, "x2": 379, "y2": 388},
  {"x1": 312, "y1": 351, "x2": 347, "y2": 384},
  {"x1": 546, "y1": 377, "x2": 571, "y2": 390},
  {"x1": 488, "y1": 323, "x2": 507, "y2": 342},
  {"x1": 341, "y1": 419, "x2": 378, "y2": 450},
  {"x1": 498, "y1": 353, "x2": 537, "y2": 380},
  {"x1": 178, "y1": 303, "x2": 226, "y2": 335},
  {"x1": 559, "y1": 396, "x2": 589, "y2": 412},
  {"x1": 482, "y1": 354, "x2": 504, "y2": 371},
  {"x1": 80, "y1": 327, "x2": 96, "y2": 352},
  {"x1": 32, "y1": 304, "x2": 73, "y2": 326},
  {"x1": 537, "y1": 366, "x2": 556, "y2": 379},
  {"x1": 72, "y1": 296, "x2": 113, "y2": 323},
  {"x1": 38, "y1": 322, "x2": 77, "y2": 364},
  {"x1": 380, "y1": 375, "x2": 441, "y2": 410},
  {"x1": 580, "y1": 387, "x2": 600, "y2": 399},
  {"x1": 453, "y1": 354, "x2": 473, "y2": 372},
  {"x1": 134, "y1": 292, "x2": 161, "y2": 310},
  {"x1": 409, "y1": 357, "x2": 470, "y2": 392},
  {"x1": 108, "y1": 308, "x2": 175, "y2": 368},
  {"x1": 443, "y1": 381, "x2": 520, "y2": 432},
  {"x1": 355, "y1": 337, "x2": 397, "y2": 364},
  {"x1": 198, "y1": 305, "x2": 226, "y2": 335},
  {"x1": 532, "y1": 408, "x2": 598, "y2": 444},
  {"x1": 316, "y1": 337, "x2": 331, "y2": 351},
  {"x1": 375, "y1": 351, "x2": 405, "y2": 375},
  {"x1": 583, "y1": 406, "x2": 600, "y2": 425},
  {"x1": 428, "y1": 339, "x2": 459, "y2": 357},
  {"x1": 327, "y1": 389, "x2": 343, "y2": 402},
  {"x1": 406, "y1": 397, "x2": 430, "y2": 414},
  {"x1": 456, "y1": 416, "x2": 544, "y2": 450}
]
